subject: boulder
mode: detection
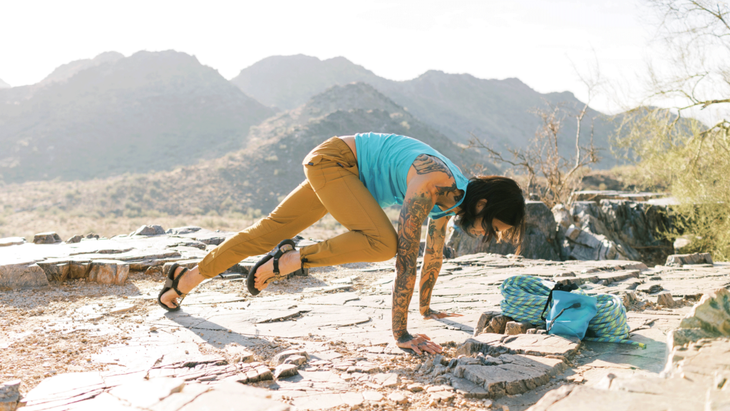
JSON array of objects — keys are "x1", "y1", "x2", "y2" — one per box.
[
  {"x1": 33, "y1": 232, "x2": 61, "y2": 244},
  {"x1": 0, "y1": 261, "x2": 50, "y2": 289},
  {"x1": 0, "y1": 380, "x2": 20, "y2": 411},
  {"x1": 667, "y1": 288, "x2": 730, "y2": 348},
  {"x1": 665, "y1": 253, "x2": 713, "y2": 267},
  {"x1": 656, "y1": 292, "x2": 675, "y2": 308},
  {"x1": 36, "y1": 262, "x2": 71, "y2": 282},
  {"x1": 88, "y1": 261, "x2": 129, "y2": 285}
]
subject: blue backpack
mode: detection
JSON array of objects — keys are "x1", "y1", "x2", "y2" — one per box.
[{"x1": 541, "y1": 283, "x2": 598, "y2": 340}]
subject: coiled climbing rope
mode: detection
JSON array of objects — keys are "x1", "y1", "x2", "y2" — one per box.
[{"x1": 499, "y1": 275, "x2": 645, "y2": 348}]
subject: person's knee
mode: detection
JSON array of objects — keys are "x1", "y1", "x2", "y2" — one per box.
[{"x1": 370, "y1": 230, "x2": 398, "y2": 261}]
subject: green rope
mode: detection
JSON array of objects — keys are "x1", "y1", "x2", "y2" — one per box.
[{"x1": 499, "y1": 275, "x2": 645, "y2": 348}]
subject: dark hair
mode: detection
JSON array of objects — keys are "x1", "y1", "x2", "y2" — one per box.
[{"x1": 455, "y1": 175, "x2": 526, "y2": 253}]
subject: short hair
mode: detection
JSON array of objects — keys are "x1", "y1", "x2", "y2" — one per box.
[{"x1": 455, "y1": 175, "x2": 526, "y2": 253}]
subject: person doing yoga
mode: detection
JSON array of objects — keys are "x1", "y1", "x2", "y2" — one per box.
[{"x1": 159, "y1": 132, "x2": 526, "y2": 355}]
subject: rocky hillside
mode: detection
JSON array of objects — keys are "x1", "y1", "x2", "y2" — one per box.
[
  {"x1": 232, "y1": 55, "x2": 619, "y2": 167},
  {"x1": 0, "y1": 83, "x2": 494, "y2": 219},
  {"x1": 0, "y1": 51, "x2": 276, "y2": 183}
]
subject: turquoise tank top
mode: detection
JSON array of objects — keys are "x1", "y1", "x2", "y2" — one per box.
[{"x1": 354, "y1": 133, "x2": 469, "y2": 219}]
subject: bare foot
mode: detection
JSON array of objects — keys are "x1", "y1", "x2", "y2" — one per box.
[
  {"x1": 160, "y1": 266, "x2": 187, "y2": 309},
  {"x1": 254, "y1": 250, "x2": 302, "y2": 291}
]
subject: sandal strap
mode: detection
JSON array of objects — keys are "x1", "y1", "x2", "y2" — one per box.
[
  {"x1": 165, "y1": 267, "x2": 189, "y2": 296},
  {"x1": 272, "y1": 243, "x2": 295, "y2": 276}
]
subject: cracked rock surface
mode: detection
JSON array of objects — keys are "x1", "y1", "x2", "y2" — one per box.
[{"x1": 2, "y1": 228, "x2": 729, "y2": 410}]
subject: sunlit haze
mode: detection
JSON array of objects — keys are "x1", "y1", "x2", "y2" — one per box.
[{"x1": 3, "y1": 0, "x2": 658, "y2": 114}]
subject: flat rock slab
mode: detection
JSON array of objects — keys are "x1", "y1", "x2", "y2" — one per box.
[
  {"x1": 22, "y1": 373, "x2": 289, "y2": 411},
  {"x1": 669, "y1": 338, "x2": 730, "y2": 382},
  {"x1": 0, "y1": 237, "x2": 25, "y2": 247},
  {"x1": 454, "y1": 353, "x2": 567, "y2": 398},
  {"x1": 292, "y1": 392, "x2": 365, "y2": 410},
  {"x1": 526, "y1": 384, "x2": 703, "y2": 411},
  {"x1": 458, "y1": 333, "x2": 580, "y2": 359}
]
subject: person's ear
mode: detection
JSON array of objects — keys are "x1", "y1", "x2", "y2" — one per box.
[{"x1": 476, "y1": 198, "x2": 487, "y2": 213}]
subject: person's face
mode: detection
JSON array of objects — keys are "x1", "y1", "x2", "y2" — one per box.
[
  {"x1": 468, "y1": 217, "x2": 513, "y2": 238},
  {"x1": 465, "y1": 199, "x2": 514, "y2": 239}
]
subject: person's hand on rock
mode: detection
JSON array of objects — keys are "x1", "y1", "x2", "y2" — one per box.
[{"x1": 395, "y1": 333, "x2": 443, "y2": 355}]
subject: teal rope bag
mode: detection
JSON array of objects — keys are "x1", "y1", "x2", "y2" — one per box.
[{"x1": 499, "y1": 275, "x2": 645, "y2": 348}]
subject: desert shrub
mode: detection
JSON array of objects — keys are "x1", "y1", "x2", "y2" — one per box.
[{"x1": 614, "y1": 0, "x2": 730, "y2": 259}]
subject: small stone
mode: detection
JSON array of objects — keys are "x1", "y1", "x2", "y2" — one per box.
[
  {"x1": 273, "y1": 364, "x2": 298, "y2": 379},
  {"x1": 407, "y1": 383, "x2": 424, "y2": 392},
  {"x1": 565, "y1": 225, "x2": 581, "y2": 240},
  {"x1": 109, "y1": 303, "x2": 135, "y2": 314},
  {"x1": 526, "y1": 328, "x2": 538, "y2": 334},
  {"x1": 388, "y1": 392, "x2": 409, "y2": 404},
  {"x1": 429, "y1": 390, "x2": 455, "y2": 403},
  {"x1": 65, "y1": 235, "x2": 83, "y2": 244},
  {"x1": 504, "y1": 321, "x2": 529, "y2": 335},
  {"x1": 485, "y1": 315, "x2": 512, "y2": 334},
  {"x1": 363, "y1": 391, "x2": 383, "y2": 402},
  {"x1": 33, "y1": 232, "x2": 62, "y2": 244},
  {"x1": 145, "y1": 266, "x2": 163, "y2": 276},
  {"x1": 666, "y1": 252, "x2": 713, "y2": 266},
  {"x1": 283, "y1": 355, "x2": 307, "y2": 367},
  {"x1": 273, "y1": 349, "x2": 309, "y2": 365},
  {"x1": 354, "y1": 361, "x2": 379, "y2": 373},
  {"x1": 637, "y1": 283, "x2": 664, "y2": 294},
  {"x1": 131, "y1": 225, "x2": 166, "y2": 236},
  {"x1": 657, "y1": 292, "x2": 675, "y2": 308},
  {"x1": 474, "y1": 311, "x2": 501, "y2": 336}
]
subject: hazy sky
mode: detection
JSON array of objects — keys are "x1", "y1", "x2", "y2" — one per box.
[{"x1": 2, "y1": 0, "x2": 659, "y2": 114}]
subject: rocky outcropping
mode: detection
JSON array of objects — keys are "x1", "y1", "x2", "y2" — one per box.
[{"x1": 447, "y1": 198, "x2": 673, "y2": 264}]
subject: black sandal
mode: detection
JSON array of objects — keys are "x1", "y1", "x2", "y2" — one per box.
[
  {"x1": 247, "y1": 239, "x2": 297, "y2": 296},
  {"x1": 158, "y1": 263, "x2": 189, "y2": 312}
]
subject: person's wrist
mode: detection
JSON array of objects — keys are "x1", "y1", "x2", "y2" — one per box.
[{"x1": 395, "y1": 330, "x2": 413, "y2": 343}]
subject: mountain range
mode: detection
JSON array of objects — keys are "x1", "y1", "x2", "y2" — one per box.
[
  {"x1": 1, "y1": 82, "x2": 492, "y2": 217},
  {"x1": 0, "y1": 51, "x2": 274, "y2": 182},
  {"x1": 0, "y1": 50, "x2": 620, "y2": 214},
  {"x1": 231, "y1": 55, "x2": 613, "y2": 158},
  {"x1": 0, "y1": 79, "x2": 9, "y2": 89}
]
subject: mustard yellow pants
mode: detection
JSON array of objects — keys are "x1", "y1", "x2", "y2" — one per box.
[{"x1": 198, "y1": 137, "x2": 398, "y2": 278}]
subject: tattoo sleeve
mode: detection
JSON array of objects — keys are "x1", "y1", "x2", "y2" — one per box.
[
  {"x1": 392, "y1": 186, "x2": 434, "y2": 341},
  {"x1": 420, "y1": 217, "x2": 449, "y2": 316},
  {"x1": 412, "y1": 155, "x2": 463, "y2": 205}
]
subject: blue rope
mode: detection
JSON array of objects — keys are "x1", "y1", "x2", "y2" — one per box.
[{"x1": 499, "y1": 275, "x2": 645, "y2": 348}]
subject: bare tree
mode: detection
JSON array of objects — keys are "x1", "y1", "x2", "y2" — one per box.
[{"x1": 470, "y1": 85, "x2": 601, "y2": 209}]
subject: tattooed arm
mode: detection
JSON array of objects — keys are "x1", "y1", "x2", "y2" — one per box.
[
  {"x1": 392, "y1": 176, "x2": 443, "y2": 355},
  {"x1": 419, "y1": 217, "x2": 463, "y2": 320}
]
